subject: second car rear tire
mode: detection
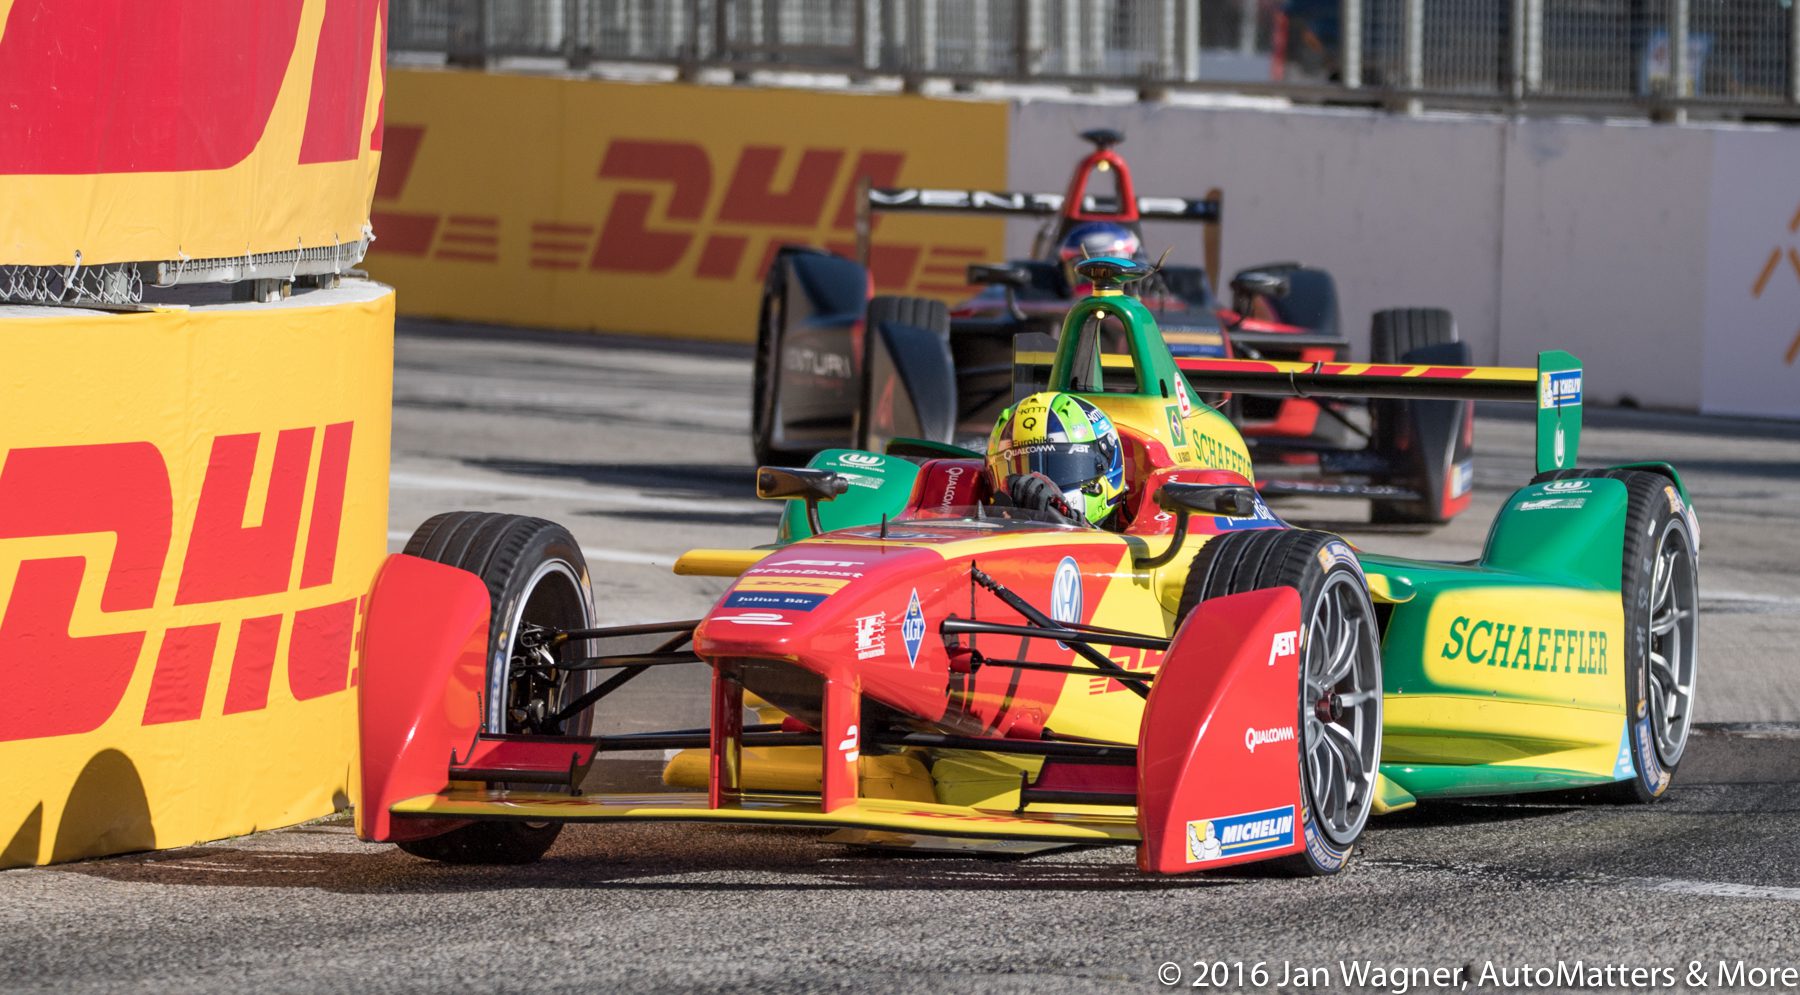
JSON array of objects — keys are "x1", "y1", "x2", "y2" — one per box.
[{"x1": 1369, "y1": 307, "x2": 1456, "y2": 364}]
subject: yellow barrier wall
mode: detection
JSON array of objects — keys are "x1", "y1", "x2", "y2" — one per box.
[
  {"x1": 0, "y1": 0, "x2": 385, "y2": 266},
  {"x1": 366, "y1": 70, "x2": 1008, "y2": 341},
  {"x1": 0, "y1": 285, "x2": 394, "y2": 868}
]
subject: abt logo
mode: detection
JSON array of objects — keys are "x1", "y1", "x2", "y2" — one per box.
[
  {"x1": 0, "y1": 424, "x2": 362, "y2": 743},
  {"x1": 1268, "y1": 630, "x2": 1298, "y2": 666}
]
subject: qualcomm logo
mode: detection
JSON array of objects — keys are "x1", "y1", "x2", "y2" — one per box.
[{"x1": 1244, "y1": 725, "x2": 1296, "y2": 753}]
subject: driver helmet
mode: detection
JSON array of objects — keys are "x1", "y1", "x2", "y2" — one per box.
[
  {"x1": 1058, "y1": 222, "x2": 1141, "y2": 286},
  {"x1": 987, "y1": 391, "x2": 1126, "y2": 524}
]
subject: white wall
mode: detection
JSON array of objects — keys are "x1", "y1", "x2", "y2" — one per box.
[
  {"x1": 1701, "y1": 128, "x2": 1800, "y2": 420},
  {"x1": 1007, "y1": 98, "x2": 1800, "y2": 416}
]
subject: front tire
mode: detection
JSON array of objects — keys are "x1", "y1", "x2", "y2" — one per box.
[
  {"x1": 1179, "y1": 529, "x2": 1382, "y2": 875},
  {"x1": 393, "y1": 512, "x2": 598, "y2": 863},
  {"x1": 1535, "y1": 469, "x2": 1699, "y2": 801}
]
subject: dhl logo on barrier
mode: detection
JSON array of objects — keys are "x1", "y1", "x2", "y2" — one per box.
[
  {"x1": 374, "y1": 130, "x2": 985, "y2": 297},
  {"x1": 0, "y1": 424, "x2": 361, "y2": 743}
]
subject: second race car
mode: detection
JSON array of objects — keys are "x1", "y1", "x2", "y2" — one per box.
[{"x1": 753, "y1": 129, "x2": 1476, "y2": 525}]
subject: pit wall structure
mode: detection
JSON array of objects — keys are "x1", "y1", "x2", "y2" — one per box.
[
  {"x1": 370, "y1": 68, "x2": 1800, "y2": 420},
  {"x1": 0, "y1": 0, "x2": 393, "y2": 868}
]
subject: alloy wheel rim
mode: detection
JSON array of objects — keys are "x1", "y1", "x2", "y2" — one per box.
[
  {"x1": 1301, "y1": 570, "x2": 1382, "y2": 846},
  {"x1": 1647, "y1": 520, "x2": 1698, "y2": 766}
]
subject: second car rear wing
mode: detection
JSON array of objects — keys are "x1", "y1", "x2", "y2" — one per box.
[
  {"x1": 853, "y1": 178, "x2": 1223, "y2": 292},
  {"x1": 1175, "y1": 351, "x2": 1585, "y2": 475}
]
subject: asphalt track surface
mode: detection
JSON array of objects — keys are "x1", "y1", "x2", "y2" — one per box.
[{"x1": 5, "y1": 321, "x2": 1800, "y2": 994}]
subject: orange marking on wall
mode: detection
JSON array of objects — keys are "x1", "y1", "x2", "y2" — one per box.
[{"x1": 1751, "y1": 249, "x2": 1782, "y2": 298}]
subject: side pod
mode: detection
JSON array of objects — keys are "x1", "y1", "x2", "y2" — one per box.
[
  {"x1": 1137, "y1": 587, "x2": 1304, "y2": 874},
  {"x1": 355, "y1": 554, "x2": 491, "y2": 843}
]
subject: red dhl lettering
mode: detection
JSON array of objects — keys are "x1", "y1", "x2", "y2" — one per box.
[
  {"x1": 0, "y1": 424, "x2": 362, "y2": 743},
  {"x1": 372, "y1": 135, "x2": 987, "y2": 296}
]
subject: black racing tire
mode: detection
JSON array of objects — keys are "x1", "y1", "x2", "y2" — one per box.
[
  {"x1": 867, "y1": 295, "x2": 950, "y2": 343},
  {"x1": 1532, "y1": 469, "x2": 1699, "y2": 802},
  {"x1": 1370, "y1": 320, "x2": 1467, "y2": 526},
  {"x1": 752, "y1": 279, "x2": 812, "y2": 467},
  {"x1": 1178, "y1": 530, "x2": 1382, "y2": 876},
  {"x1": 394, "y1": 512, "x2": 597, "y2": 864},
  {"x1": 857, "y1": 296, "x2": 950, "y2": 450},
  {"x1": 1369, "y1": 308, "x2": 1456, "y2": 364}
]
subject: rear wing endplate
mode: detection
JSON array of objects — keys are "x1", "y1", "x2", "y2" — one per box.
[{"x1": 1173, "y1": 351, "x2": 1584, "y2": 475}]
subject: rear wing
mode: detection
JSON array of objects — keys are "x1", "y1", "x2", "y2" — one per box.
[
  {"x1": 1175, "y1": 351, "x2": 1584, "y2": 475},
  {"x1": 854, "y1": 178, "x2": 1223, "y2": 293}
]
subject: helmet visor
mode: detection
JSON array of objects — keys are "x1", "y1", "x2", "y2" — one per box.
[{"x1": 990, "y1": 441, "x2": 1108, "y2": 493}]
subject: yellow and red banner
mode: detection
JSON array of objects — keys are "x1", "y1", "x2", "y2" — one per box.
[
  {"x1": 0, "y1": 288, "x2": 394, "y2": 867},
  {"x1": 366, "y1": 69, "x2": 1009, "y2": 341},
  {"x1": 0, "y1": 0, "x2": 386, "y2": 265}
]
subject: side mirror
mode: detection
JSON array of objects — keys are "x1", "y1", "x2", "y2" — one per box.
[
  {"x1": 1157, "y1": 482, "x2": 1259, "y2": 518},
  {"x1": 1134, "y1": 483, "x2": 1262, "y2": 569},
  {"x1": 966, "y1": 263, "x2": 1031, "y2": 289},
  {"x1": 757, "y1": 466, "x2": 849, "y2": 536}
]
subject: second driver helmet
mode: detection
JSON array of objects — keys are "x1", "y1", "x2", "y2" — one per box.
[
  {"x1": 1057, "y1": 222, "x2": 1142, "y2": 287},
  {"x1": 987, "y1": 391, "x2": 1126, "y2": 524}
]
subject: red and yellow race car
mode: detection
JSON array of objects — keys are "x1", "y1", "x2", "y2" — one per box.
[{"x1": 358, "y1": 259, "x2": 1699, "y2": 876}]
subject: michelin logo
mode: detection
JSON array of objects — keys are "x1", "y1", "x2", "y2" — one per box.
[
  {"x1": 1185, "y1": 805, "x2": 1295, "y2": 863},
  {"x1": 1540, "y1": 370, "x2": 1583, "y2": 409}
]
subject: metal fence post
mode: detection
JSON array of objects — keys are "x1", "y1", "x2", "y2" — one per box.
[
  {"x1": 1399, "y1": 0, "x2": 1422, "y2": 111},
  {"x1": 1018, "y1": 0, "x2": 1045, "y2": 77},
  {"x1": 861, "y1": 0, "x2": 880, "y2": 73},
  {"x1": 1508, "y1": 0, "x2": 1541, "y2": 101},
  {"x1": 913, "y1": 0, "x2": 938, "y2": 73},
  {"x1": 1238, "y1": 0, "x2": 1257, "y2": 56},
  {"x1": 1179, "y1": 0, "x2": 1201, "y2": 82},
  {"x1": 1085, "y1": 0, "x2": 1106, "y2": 80},
  {"x1": 1790, "y1": 0, "x2": 1799, "y2": 104},
  {"x1": 1670, "y1": 0, "x2": 1690, "y2": 120},
  {"x1": 1062, "y1": 0, "x2": 1082, "y2": 74},
  {"x1": 1341, "y1": 0, "x2": 1362, "y2": 88}
]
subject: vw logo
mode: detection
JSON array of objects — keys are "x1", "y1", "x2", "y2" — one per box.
[
  {"x1": 1051, "y1": 556, "x2": 1083, "y2": 637},
  {"x1": 840, "y1": 452, "x2": 883, "y2": 467},
  {"x1": 1543, "y1": 479, "x2": 1590, "y2": 493}
]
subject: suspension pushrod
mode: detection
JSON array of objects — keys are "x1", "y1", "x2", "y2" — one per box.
[
  {"x1": 548, "y1": 619, "x2": 702, "y2": 644},
  {"x1": 551, "y1": 629, "x2": 695, "y2": 725},
  {"x1": 558, "y1": 651, "x2": 704, "y2": 672},
  {"x1": 977, "y1": 656, "x2": 1155, "y2": 682},
  {"x1": 941, "y1": 617, "x2": 1170, "y2": 651},
  {"x1": 965, "y1": 566, "x2": 1156, "y2": 700}
]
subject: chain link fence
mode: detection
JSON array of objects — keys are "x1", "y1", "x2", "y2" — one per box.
[{"x1": 388, "y1": 0, "x2": 1797, "y2": 115}]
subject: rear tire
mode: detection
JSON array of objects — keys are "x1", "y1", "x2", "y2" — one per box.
[
  {"x1": 1178, "y1": 530, "x2": 1382, "y2": 875},
  {"x1": 1369, "y1": 307, "x2": 1456, "y2": 364},
  {"x1": 856, "y1": 296, "x2": 950, "y2": 450},
  {"x1": 1370, "y1": 310, "x2": 1464, "y2": 525},
  {"x1": 1533, "y1": 469, "x2": 1699, "y2": 802},
  {"x1": 394, "y1": 512, "x2": 597, "y2": 864},
  {"x1": 752, "y1": 280, "x2": 812, "y2": 467}
]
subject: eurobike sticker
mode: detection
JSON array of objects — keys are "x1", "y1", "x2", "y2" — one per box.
[
  {"x1": 1185, "y1": 805, "x2": 1295, "y2": 863},
  {"x1": 722, "y1": 591, "x2": 827, "y2": 611},
  {"x1": 902, "y1": 589, "x2": 926, "y2": 667}
]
